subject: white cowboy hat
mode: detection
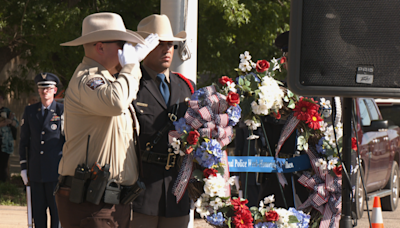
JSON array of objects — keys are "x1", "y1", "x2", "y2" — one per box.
[
  {"x1": 137, "y1": 14, "x2": 186, "y2": 41},
  {"x1": 60, "y1": 12, "x2": 145, "y2": 46}
]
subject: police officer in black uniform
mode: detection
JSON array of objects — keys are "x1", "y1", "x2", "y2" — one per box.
[{"x1": 19, "y1": 72, "x2": 65, "y2": 228}]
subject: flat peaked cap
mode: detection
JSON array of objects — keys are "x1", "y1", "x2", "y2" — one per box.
[
  {"x1": 60, "y1": 12, "x2": 145, "y2": 46},
  {"x1": 34, "y1": 72, "x2": 60, "y2": 88},
  {"x1": 275, "y1": 31, "x2": 289, "y2": 52},
  {"x1": 137, "y1": 14, "x2": 186, "y2": 41}
]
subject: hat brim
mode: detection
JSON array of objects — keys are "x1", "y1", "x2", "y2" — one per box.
[
  {"x1": 60, "y1": 29, "x2": 145, "y2": 46},
  {"x1": 137, "y1": 31, "x2": 186, "y2": 42}
]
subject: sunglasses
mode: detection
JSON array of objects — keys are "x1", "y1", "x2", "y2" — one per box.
[{"x1": 94, "y1": 40, "x2": 126, "y2": 48}]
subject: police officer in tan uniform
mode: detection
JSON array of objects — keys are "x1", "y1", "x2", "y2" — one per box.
[{"x1": 56, "y1": 12, "x2": 159, "y2": 228}]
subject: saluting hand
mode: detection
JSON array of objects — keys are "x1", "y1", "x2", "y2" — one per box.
[{"x1": 118, "y1": 33, "x2": 159, "y2": 67}]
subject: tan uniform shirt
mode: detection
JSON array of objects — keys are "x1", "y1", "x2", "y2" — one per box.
[{"x1": 59, "y1": 57, "x2": 140, "y2": 186}]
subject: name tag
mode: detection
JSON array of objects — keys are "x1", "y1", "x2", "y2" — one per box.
[{"x1": 136, "y1": 102, "x2": 148, "y2": 107}]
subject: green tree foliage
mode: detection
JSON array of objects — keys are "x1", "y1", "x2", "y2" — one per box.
[
  {"x1": 198, "y1": 0, "x2": 290, "y2": 87},
  {"x1": 0, "y1": 0, "x2": 290, "y2": 96}
]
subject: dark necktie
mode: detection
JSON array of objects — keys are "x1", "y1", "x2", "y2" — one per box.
[
  {"x1": 43, "y1": 109, "x2": 49, "y2": 120},
  {"x1": 157, "y1": 73, "x2": 170, "y2": 105}
]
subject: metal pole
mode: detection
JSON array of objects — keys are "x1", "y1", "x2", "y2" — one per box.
[
  {"x1": 161, "y1": 0, "x2": 198, "y2": 82},
  {"x1": 160, "y1": 1, "x2": 198, "y2": 227},
  {"x1": 26, "y1": 185, "x2": 33, "y2": 227},
  {"x1": 339, "y1": 97, "x2": 352, "y2": 228}
]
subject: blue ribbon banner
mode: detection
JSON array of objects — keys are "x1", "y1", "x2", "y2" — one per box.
[{"x1": 227, "y1": 154, "x2": 311, "y2": 173}]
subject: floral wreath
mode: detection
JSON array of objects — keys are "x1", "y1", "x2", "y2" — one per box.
[{"x1": 168, "y1": 51, "x2": 358, "y2": 228}]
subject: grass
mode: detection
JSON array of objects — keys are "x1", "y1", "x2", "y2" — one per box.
[{"x1": 0, "y1": 175, "x2": 27, "y2": 206}]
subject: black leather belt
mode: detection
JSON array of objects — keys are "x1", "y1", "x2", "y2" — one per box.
[{"x1": 141, "y1": 150, "x2": 176, "y2": 170}]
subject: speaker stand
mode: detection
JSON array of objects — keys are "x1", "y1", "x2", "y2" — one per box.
[{"x1": 340, "y1": 97, "x2": 353, "y2": 228}]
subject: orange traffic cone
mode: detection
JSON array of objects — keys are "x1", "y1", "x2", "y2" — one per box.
[{"x1": 371, "y1": 196, "x2": 384, "y2": 228}]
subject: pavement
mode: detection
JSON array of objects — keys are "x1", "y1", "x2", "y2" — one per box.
[{"x1": 0, "y1": 205, "x2": 212, "y2": 228}]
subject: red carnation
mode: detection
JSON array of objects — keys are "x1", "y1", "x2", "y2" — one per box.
[
  {"x1": 333, "y1": 165, "x2": 343, "y2": 177},
  {"x1": 227, "y1": 91, "x2": 240, "y2": 106},
  {"x1": 280, "y1": 56, "x2": 287, "y2": 64},
  {"x1": 352, "y1": 137, "x2": 358, "y2": 151},
  {"x1": 307, "y1": 114, "x2": 323, "y2": 130},
  {"x1": 265, "y1": 210, "x2": 279, "y2": 222},
  {"x1": 231, "y1": 198, "x2": 249, "y2": 213},
  {"x1": 187, "y1": 130, "x2": 200, "y2": 145},
  {"x1": 219, "y1": 76, "x2": 234, "y2": 86},
  {"x1": 203, "y1": 168, "x2": 218, "y2": 178},
  {"x1": 293, "y1": 98, "x2": 319, "y2": 121},
  {"x1": 256, "y1": 60, "x2": 270, "y2": 73},
  {"x1": 233, "y1": 209, "x2": 253, "y2": 228}
]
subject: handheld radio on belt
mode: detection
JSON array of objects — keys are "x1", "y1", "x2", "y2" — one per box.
[{"x1": 69, "y1": 135, "x2": 92, "y2": 204}]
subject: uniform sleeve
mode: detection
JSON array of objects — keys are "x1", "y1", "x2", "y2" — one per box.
[
  {"x1": 77, "y1": 63, "x2": 142, "y2": 116},
  {"x1": 19, "y1": 106, "x2": 30, "y2": 171}
]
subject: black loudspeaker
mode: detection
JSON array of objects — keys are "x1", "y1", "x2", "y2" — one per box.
[{"x1": 288, "y1": 0, "x2": 400, "y2": 98}]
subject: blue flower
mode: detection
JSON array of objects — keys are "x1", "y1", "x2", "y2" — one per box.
[
  {"x1": 227, "y1": 105, "x2": 242, "y2": 126},
  {"x1": 289, "y1": 207, "x2": 310, "y2": 228},
  {"x1": 193, "y1": 139, "x2": 223, "y2": 168},
  {"x1": 206, "y1": 212, "x2": 225, "y2": 226},
  {"x1": 254, "y1": 222, "x2": 277, "y2": 228},
  {"x1": 249, "y1": 72, "x2": 261, "y2": 82},
  {"x1": 191, "y1": 88, "x2": 206, "y2": 101},
  {"x1": 173, "y1": 118, "x2": 191, "y2": 134},
  {"x1": 316, "y1": 138, "x2": 326, "y2": 154}
]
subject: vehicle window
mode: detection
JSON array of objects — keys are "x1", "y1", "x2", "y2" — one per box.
[
  {"x1": 364, "y1": 99, "x2": 379, "y2": 121},
  {"x1": 358, "y1": 99, "x2": 371, "y2": 126},
  {"x1": 379, "y1": 105, "x2": 400, "y2": 126}
]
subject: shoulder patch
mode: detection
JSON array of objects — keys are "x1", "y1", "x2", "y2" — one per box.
[{"x1": 86, "y1": 77, "x2": 105, "y2": 90}]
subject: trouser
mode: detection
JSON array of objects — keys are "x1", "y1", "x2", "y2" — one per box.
[
  {"x1": 0, "y1": 152, "x2": 10, "y2": 182},
  {"x1": 30, "y1": 181, "x2": 60, "y2": 228},
  {"x1": 131, "y1": 212, "x2": 189, "y2": 228},
  {"x1": 55, "y1": 187, "x2": 131, "y2": 228}
]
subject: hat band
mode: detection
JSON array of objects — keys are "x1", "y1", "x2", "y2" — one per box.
[{"x1": 37, "y1": 81, "x2": 57, "y2": 88}]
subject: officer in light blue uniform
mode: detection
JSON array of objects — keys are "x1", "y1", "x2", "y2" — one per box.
[{"x1": 19, "y1": 72, "x2": 65, "y2": 228}]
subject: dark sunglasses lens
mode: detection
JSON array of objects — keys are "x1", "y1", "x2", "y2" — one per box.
[{"x1": 119, "y1": 41, "x2": 126, "y2": 48}]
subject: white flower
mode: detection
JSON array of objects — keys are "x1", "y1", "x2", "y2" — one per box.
[
  {"x1": 320, "y1": 121, "x2": 328, "y2": 132},
  {"x1": 328, "y1": 157, "x2": 338, "y2": 170},
  {"x1": 196, "y1": 206, "x2": 210, "y2": 218},
  {"x1": 315, "y1": 158, "x2": 327, "y2": 169},
  {"x1": 170, "y1": 138, "x2": 185, "y2": 156},
  {"x1": 259, "y1": 201, "x2": 265, "y2": 211},
  {"x1": 275, "y1": 208, "x2": 292, "y2": 226},
  {"x1": 244, "y1": 119, "x2": 261, "y2": 130},
  {"x1": 227, "y1": 176, "x2": 236, "y2": 186},
  {"x1": 247, "y1": 134, "x2": 259, "y2": 140},
  {"x1": 250, "y1": 60, "x2": 256, "y2": 69},
  {"x1": 263, "y1": 195, "x2": 275, "y2": 205},
  {"x1": 209, "y1": 197, "x2": 223, "y2": 210},
  {"x1": 239, "y1": 61, "x2": 252, "y2": 72},
  {"x1": 171, "y1": 137, "x2": 180, "y2": 150},
  {"x1": 320, "y1": 98, "x2": 331, "y2": 107},
  {"x1": 226, "y1": 81, "x2": 237, "y2": 93},
  {"x1": 203, "y1": 174, "x2": 227, "y2": 197},
  {"x1": 239, "y1": 51, "x2": 251, "y2": 61},
  {"x1": 270, "y1": 57, "x2": 281, "y2": 72},
  {"x1": 297, "y1": 136, "x2": 309, "y2": 151}
]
